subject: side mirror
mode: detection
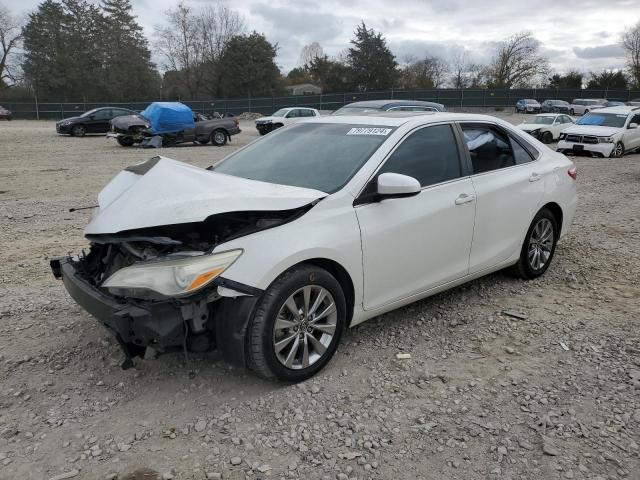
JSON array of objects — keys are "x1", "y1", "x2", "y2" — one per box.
[
  {"x1": 629, "y1": 123, "x2": 638, "y2": 129},
  {"x1": 377, "y1": 172, "x2": 421, "y2": 197}
]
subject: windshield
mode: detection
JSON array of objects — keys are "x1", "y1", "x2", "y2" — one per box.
[
  {"x1": 271, "y1": 109, "x2": 289, "y2": 117},
  {"x1": 333, "y1": 106, "x2": 383, "y2": 115},
  {"x1": 213, "y1": 123, "x2": 394, "y2": 193},
  {"x1": 577, "y1": 113, "x2": 628, "y2": 128},
  {"x1": 530, "y1": 116, "x2": 555, "y2": 125}
]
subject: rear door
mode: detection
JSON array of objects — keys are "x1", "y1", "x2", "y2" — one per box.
[
  {"x1": 460, "y1": 123, "x2": 546, "y2": 274},
  {"x1": 87, "y1": 109, "x2": 112, "y2": 133},
  {"x1": 355, "y1": 123, "x2": 476, "y2": 310}
]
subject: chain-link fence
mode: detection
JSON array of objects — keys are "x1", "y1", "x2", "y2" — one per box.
[{"x1": 2, "y1": 88, "x2": 639, "y2": 120}]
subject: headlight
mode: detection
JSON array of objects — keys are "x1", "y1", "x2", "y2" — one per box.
[
  {"x1": 103, "y1": 249, "x2": 242, "y2": 298},
  {"x1": 62, "y1": 121, "x2": 72, "y2": 126},
  {"x1": 598, "y1": 137, "x2": 614, "y2": 143}
]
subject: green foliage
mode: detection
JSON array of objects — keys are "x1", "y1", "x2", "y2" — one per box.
[
  {"x1": 587, "y1": 70, "x2": 628, "y2": 90},
  {"x1": 21, "y1": 0, "x2": 159, "y2": 101},
  {"x1": 307, "y1": 56, "x2": 353, "y2": 92},
  {"x1": 218, "y1": 32, "x2": 281, "y2": 97},
  {"x1": 347, "y1": 22, "x2": 397, "y2": 90},
  {"x1": 547, "y1": 71, "x2": 583, "y2": 89}
]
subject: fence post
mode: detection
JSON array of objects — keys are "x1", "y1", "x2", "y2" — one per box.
[
  {"x1": 248, "y1": 93, "x2": 251, "y2": 113},
  {"x1": 460, "y1": 89, "x2": 464, "y2": 109},
  {"x1": 483, "y1": 89, "x2": 486, "y2": 107},
  {"x1": 34, "y1": 94, "x2": 40, "y2": 120},
  {"x1": 391, "y1": 87, "x2": 394, "y2": 99}
]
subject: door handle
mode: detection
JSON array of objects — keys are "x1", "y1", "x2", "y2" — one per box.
[
  {"x1": 529, "y1": 172, "x2": 542, "y2": 182},
  {"x1": 455, "y1": 193, "x2": 475, "y2": 205}
]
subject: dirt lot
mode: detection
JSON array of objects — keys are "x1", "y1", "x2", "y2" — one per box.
[{"x1": 0, "y1": 114, "x2": 639, "y2": 480}]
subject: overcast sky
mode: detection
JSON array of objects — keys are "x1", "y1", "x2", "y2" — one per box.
[{"x1": 5, "y1": 0, "x2": 639, "y2": 74}]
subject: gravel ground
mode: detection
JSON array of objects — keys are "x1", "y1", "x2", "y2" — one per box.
[{"x1": 0, "y1": 114, "x2": 639, "y2": 480}]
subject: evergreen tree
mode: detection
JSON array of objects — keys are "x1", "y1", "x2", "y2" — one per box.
[
  {"x1": 346, "y1": 22, "x2": 397, "y2": 90},
  {"x1": 547, "y1": 71, "x2": 583, "y2": 89},
  {"x1": 587, "y1": 70, "x2": 628, "y2": 90},
  {"x1": 218, "y1": 32, "x2": 281, "y2": 97},
  {"x1": 100, "y1": 0, "x2": 159, "y2": 100}
]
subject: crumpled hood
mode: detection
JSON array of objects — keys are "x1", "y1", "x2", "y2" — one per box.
[
  {"x1": 255, "y1": 116, "x2": 279, "y2": 124},
  {"x1": 517, "y1": 123, "x2": 547, "y2": 131},
  {"x1": 561, "y1": 125, "x2": 621, "y2": 137},
  {"x1": 85, "y1": 157, "x2": 327, "y2": 235}
]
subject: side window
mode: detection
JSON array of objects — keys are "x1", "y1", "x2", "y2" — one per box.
[
  {"x1": 630, "y1": 114, "x2": 640, "y2": 125},
  {"x1": 511, "y1": 137, "x2": 534, "y2": 164},
  {"x1": 94, "y1": 109, "x2": 112, "y2": 119},
  {"x1": 462, "y1": 125, "x2": 516, "y2": 174},
  {"x1": 112, "y1": 109, "x2": 129, "y2": 117},
  {"x1": 378, "y1": 124, "x2": 461, "y2": 187},
  {"x1": 286, "y1": 109, "x2": 299, "y2": 118},
  {"x1": 301, "y1": 109, "x2": 314, "y2": 117}
]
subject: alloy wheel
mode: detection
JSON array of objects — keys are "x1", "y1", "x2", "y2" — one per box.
[
  {"x1": 214, "y1": 131, "x2": 225, "y2": 144},
  {"x1": 273, "y1": 285, "x2": 337, "y2": 370},
  {"x1": 528, "y1": 218, "x2": 554, "y2": 271},
  {"x1": 614, "y1": 143, "x2": 624, "y2": 157}
]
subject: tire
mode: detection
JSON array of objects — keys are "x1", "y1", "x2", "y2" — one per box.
[
  {"x1": 512, "y1": 208, "x2": 558, "y2": 280},
  {"x1": 117, "y1": 136, "x2": 134, "y2": 147},
  {"x1": 246, "y1": 265, "x2": 346, "y2": 382},
  {"x1": 71, "y1": 124, "x2": 86, "y2": 137},
  {"x1": 569, "y1": 109, "x2": 574, "y2": 116},
  {"x1": 583, "y1": 109, "x2": 589, "y2": 115},
  {"x1": 211, "y1": 129, "x2": 227, "y2": 146},
  {"x1": 541, "y1": 131, "x2": 553, "y2": 144},
  {"x1": 611, "y1": 141, "x2": 624, "y2": 158}
]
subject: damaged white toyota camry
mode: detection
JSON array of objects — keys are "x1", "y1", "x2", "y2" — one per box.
[{"x1": 51, "y1": 113, "x2": 577, "y2": 381}]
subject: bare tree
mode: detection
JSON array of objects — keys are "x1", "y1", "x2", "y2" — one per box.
[
  {"x1": 622, "y1": 21, "x2": 640, "y2": 87},
  {"x1": 298, "y1": 42, "x2": 323, "y2": 67},
  {"x1": 400, "y1": 55, "x2": 448, "y2": 89},
  {"x1": 450, "y1": 49, "x2": 470, "y2": 88},
  {"x1": 486, "y1": 32, "x2": 549, "y2": 88},
  {"x1": 0, "y1": 3, "x2": 22, "y2": 87},
  {"x1": 154, "y1": 0, "x2": 244, "y2": 98}
]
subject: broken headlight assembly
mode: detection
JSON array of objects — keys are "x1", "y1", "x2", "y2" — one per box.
[{"x1": 102, "y1": 249, "x2": 242, "y2": 298}]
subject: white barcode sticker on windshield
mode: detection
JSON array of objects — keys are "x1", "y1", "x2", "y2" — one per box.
[{"x1": 346, "y1": 127, "x2": 392, "y2": 136}]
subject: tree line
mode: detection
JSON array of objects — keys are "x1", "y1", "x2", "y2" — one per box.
[{"x1": 0, "y1": 0, "x2": 639, "y2": 103}]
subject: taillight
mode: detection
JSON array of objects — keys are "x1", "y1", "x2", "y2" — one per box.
[{"x1": 568, "y1": 166, "x2": 577, "y2": 180}]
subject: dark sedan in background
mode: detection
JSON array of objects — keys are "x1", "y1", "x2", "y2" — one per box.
[
  {"x1": 540, "y1": 99, "x2": 570, "y2": 113},
  {"x1": 332, "y1": 99, "x2": 446, "y2": 115},
  {"x1": 0, "y1": 105, "x2": 12, "y2": 120},
  {"x1": 56, "y1": 107, "x2": 137, "y2": 136}
]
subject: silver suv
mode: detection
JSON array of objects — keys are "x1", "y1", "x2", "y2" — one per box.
[{"x1": 569, "y1": 99, "x2": 607, "y2": 116}]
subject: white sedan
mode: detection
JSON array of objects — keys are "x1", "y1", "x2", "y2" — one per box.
[
  {"x1": 517, "y1": 113, "x2": 574, "y2": 143},
  {"x1": 255, "y1": 107, "x2": 320, "y2": 135},
  {"x1": 51, "y1": 113, "x2": 578, "y2": 381}
]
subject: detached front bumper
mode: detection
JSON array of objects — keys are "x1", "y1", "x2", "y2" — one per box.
[
  {"x1": 50, "y1": 256, "x2": 261, "y2": 368},
  {"x1": 556, "y1": 140, "x2": 615, "y2": 157}
]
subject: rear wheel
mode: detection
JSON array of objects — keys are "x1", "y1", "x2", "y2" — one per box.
[
  {"x1": 71, "y1": 124, "x2": 86, "y2": 137},
  {"x1": 512, "y1": 208, "x2": 558, "y2": 279},
  {"x1": 211, "y1": 129, "x2": 227, "y2": 146},
  {"x1": 569, "y1": 109, "x2": 575, "y2": 116},
  {"x1": 246, "y1": 265, "x2": 346, "y2": 382}
]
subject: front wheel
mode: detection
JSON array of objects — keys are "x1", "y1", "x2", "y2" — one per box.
[
  {"x1": 117, "y1": 136, "x2": 134, "y2": 147},
  {"x1": 211, "y1": 129, "x2": 227, "y2": 146},
  {"x1": 246, "y1": 265, "x2": 346, "y2": 382},
  {"x1": 611, "y1": 142, "x2": 624, "y2": 158},
  {"x1": 541, "y1": 131, "x2": 553, "y2": 144},
  {"x1": 569, "y1": 109, "x2": 575, "y2": 116},
  {"x1": 512, "y1": 208, "x2": 558, "y2": 279},
  {"x1": 71, "y1": 125, "x2": 86, "y2": 137}
]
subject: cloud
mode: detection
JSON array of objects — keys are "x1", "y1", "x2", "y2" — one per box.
[{"x1": 573, "y1": 44, "x2": 625, "y2": 59}]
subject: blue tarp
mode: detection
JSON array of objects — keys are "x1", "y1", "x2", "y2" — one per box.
[{"x1": 140, "y1": 102, "x2": 195, "y2": 134}]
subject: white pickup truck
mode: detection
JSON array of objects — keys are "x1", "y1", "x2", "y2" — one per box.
[{"x1": 255, "y1": 107, "x2": 320, "y2": 135}]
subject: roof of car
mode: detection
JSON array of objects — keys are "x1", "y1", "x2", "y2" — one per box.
[
  {"x1": 536, "y1": 113, "x2": 563, "y2": 116},
  {"x1": 341, "y1": 99, "x2": 443, "y2": 109},
  {"x1": 590, "y1": 105, "x2": 640, "y2": 114},
  {"x1": 299, "y1": 111, "x2": 511, "y2": 127}
]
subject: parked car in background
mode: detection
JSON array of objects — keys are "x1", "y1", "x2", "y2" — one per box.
[
  {"x1": 540, "y1": 100, "x2": 570, "y2": 113},
  {"x1": 627, "y1": 99, "x2": 640, "y2": 106},
  {"x1": 332, "y1": 100, "x2": 446, "y2": 115},
  {"x1": 56, "y1": 107, "x2": 137, "y2": 136},
  {"x1": 603, "y1": 100, "x2": 625, "y2": 107},
  {"x1": 568, "y1": 99, "x2": 607, "y2": 116},
  {"x1": 51, "y1": 112, "x2": 576, "y2": 381},
  {"x1": 517, "y1": 113, "x2": 574, "y2": 143},
  {"x1": 109, "y1": 102, "x2": 240, "y2": 147},
  {"x1": 255, "y1": 107, "x2": 320, "y2": 135},
  {"x1": 557, "y1": 106, "x2": 640, "y2": 157},
  {"x1": 516, "y1": 99, "x2": 541, "y2": 113},
  {"x1": 0, "y1": 105, "x2": 12, "y2": 120}
]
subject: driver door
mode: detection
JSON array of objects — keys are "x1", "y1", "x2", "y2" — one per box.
[
  {"x1": 624, "y1": 113, "x2": 640, "y2": 150},
  {"x1": 355, "y1": 123, "x2": 476, "y2": 311}
]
